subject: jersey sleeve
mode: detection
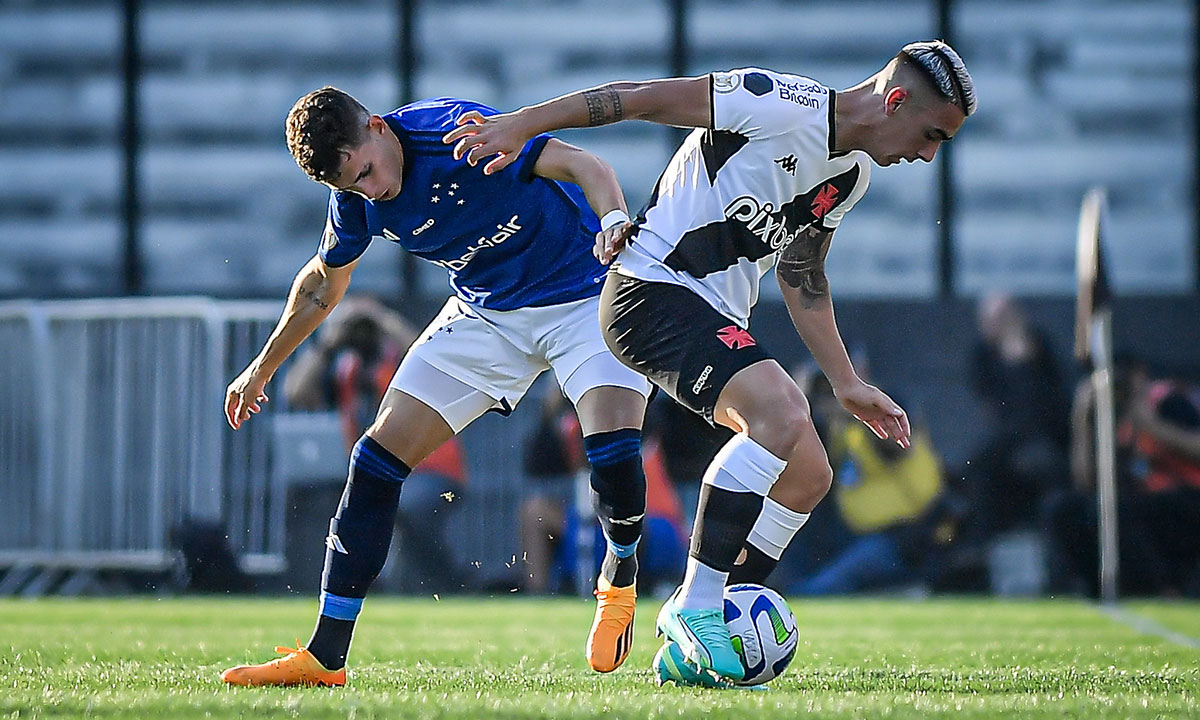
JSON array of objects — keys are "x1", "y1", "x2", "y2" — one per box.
[
  {"x1": 710, "y1": 68, "x2": 826, "y2": 140},
  {"x1": 439, "y1": 98, "x2": 552, "y2": 183},
  {"x1": 320, "y1": 190, "x2": 372, "y2": 267},
  {"x1": 820, "y1": 156, "x2": 871, "y2": 231}
]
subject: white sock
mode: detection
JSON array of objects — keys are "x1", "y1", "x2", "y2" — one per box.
[
  {"x1": 676, "y1": 436, "x2": 788, "y2": 611},
  {"x1": 677, "y1": 559, "x2": 728, "y2": 610},
  {"x1": 701, "y1": 434, "x2": 788, "y2": 496},
  {"x1": 746, "y1": 498, "x2": 810, "y2": 561}
]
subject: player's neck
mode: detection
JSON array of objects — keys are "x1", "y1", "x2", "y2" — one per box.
[
  {"x1": 385, "y1": 124, "x2": 406, "y2": 180},
  {"x1": 830, "y1": 83, "x2": 876, "y2": 155}
]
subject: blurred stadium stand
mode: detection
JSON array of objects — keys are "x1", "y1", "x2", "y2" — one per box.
[
  {"x1": 0, "y1": 0, "x2": 1195, "y2": 592},
  {"x1": 0, "y1": 0, "x2": 1191, "y2": 299}
]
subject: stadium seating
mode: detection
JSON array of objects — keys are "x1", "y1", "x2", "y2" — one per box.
[{"x1": 0, "y1": 0, "x2": 1190, "y2": 298}]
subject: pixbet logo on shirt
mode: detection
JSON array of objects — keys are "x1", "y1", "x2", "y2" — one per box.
[
  {"x1": 430, "y1": 215, "x2": 524, "y2": 271},
  {"x1": 723, "y1": 195, "x2": 808, "y2": 253}
]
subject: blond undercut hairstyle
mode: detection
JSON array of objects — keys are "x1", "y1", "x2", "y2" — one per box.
[
  {"x1": 285, "y1": 86, "x2": 371, "y2": 182},
  {"x1": 897, "y1": 40, "x2": 977, "y2": 117}
]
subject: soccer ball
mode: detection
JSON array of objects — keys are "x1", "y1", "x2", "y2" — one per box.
[{"x1": 723, "y1": 583, "x2": 799, "y2": 686}]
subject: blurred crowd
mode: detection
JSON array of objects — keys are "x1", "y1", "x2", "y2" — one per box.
[{"x1": 280, "y1": 293, "x2": 1200, "y2": 599}]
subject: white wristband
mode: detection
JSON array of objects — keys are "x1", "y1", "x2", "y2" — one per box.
[{"x1": 600, "y1": 209, "x2": 630, "y2": 232}]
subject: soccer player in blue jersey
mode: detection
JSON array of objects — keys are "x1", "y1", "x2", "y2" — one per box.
[{"x1": 221, "y1": 87, "x2": 653, "y2": 686}]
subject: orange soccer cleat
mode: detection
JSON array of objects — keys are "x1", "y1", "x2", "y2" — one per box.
[
  {"x1": 585, "y1": 576, "x2": 637, "y2": 672},
  {"x1": 221, "y1": 642, "x2": 346, "y2": 687}
]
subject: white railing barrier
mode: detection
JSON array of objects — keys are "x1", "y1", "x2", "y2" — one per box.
[{"x1": 0, "y1": 298, "x2": 283, "y2": 573}]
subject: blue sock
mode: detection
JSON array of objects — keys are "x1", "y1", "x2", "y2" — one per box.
[
  {"x1": 584, "y1": 429, "x2": 645, "y2": 587},
  {"x1": 308, "y1": 435, "x2": 410, "y2": 670}
]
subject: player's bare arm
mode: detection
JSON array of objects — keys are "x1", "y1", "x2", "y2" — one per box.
[
  {"x1": 224, "y1": 252, "x2": 356, "y2": 430},
  {"x1": 442, "y1": 76, "x2": 711, "y2": 175},
  {"x1": 776, "y1": 228, "x2": 911, "y2": 447},
  {"x1": 531, "y1": 138, "x2": 635, "y2": 264}
]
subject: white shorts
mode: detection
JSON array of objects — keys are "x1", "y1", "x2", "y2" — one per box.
[{"x1": 389, "y1": 295, "x2": 652, "y2": 433}]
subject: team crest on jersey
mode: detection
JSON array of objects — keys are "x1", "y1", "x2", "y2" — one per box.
[
  {"x1": 810, "y1": 183, "x2": 839, "y2": 220},
  {"x1": 713, "y1": 71, "x2": 741, "y2": 94}
]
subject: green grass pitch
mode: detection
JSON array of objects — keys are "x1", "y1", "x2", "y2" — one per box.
[{"x1": 1, "y1": 596, "x2": 1196, "y2": 718}]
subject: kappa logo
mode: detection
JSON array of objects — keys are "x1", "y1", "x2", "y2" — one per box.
[
  {"x1": 325, "y1": 532, "x2": 348, "y2": 554},
  {"x1": 716, "y1": 325, "x2": 756, "y2": 350},
  {"x1": 692, "y1": 365, "x2": 714, "y2": 395},
  {"x1": 810, "y1": 184, "x2": 839, "y2": 220},
  {"x1": 774, "y1": 154, "x2": 798, "y2": 175}
]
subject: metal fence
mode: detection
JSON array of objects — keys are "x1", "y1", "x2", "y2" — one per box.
[{"x1": 0, "y1": 298, "x2": 284, "y2": 573}]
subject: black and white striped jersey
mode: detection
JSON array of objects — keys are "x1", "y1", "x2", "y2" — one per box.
[{"x1": 614, "y1": 68, "x2": 871, "y2": 327}]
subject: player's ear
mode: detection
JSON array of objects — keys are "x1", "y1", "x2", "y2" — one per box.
[
  {"x1": 367, "y1": 114, "x2": 387, "y2": 134},
  {"x1": 884, "y1": 87, "x2": 908, "y2": 116}
]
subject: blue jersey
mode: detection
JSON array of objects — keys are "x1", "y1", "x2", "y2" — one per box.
[{"x1": 321, "y1": 98, "x2": 607, "y2": 310}]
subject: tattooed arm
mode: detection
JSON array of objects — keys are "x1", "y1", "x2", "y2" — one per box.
[
  {"x1": 777, "y1": 227, "x2": 912, "y2": 446},
  {"x1": 776, "y1": 227, "x2": 854, "y2": 384},
  {"x1": 442, "y1": 76, "x2": 711, "y2": 174},
  {"x1": 225, "y1": 252, "x2": 358, "y2": 429}
]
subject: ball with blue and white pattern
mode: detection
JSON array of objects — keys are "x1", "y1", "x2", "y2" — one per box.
[{"x1": 723, "y1": 583, "x2": 799, "y2": 686}]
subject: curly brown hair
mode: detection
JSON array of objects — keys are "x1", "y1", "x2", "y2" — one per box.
[{"x1": 285, "y1": 87, "x2": 371, "y2": 182}]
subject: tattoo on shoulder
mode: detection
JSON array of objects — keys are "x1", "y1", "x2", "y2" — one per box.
[
  {"x1": 583, "y1": 87, "x2": 623, "y2": 126},
  {"x1": 777, "y1": 226, "x2": 833, "y2": 306},
  {"x1": 297, "y1": 287, "x2": 329, "y2": 310}
]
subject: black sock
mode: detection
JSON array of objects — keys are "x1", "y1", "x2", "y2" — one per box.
[
  {"x1": 727, "y1": 543, "x2": 778, "y2": 586},
  {"x1": 690, "y1": 484, "x2": 765, "y2": 573},
  {"x1": 584, "y1": 429, "x2": 646, "y2": 587},
  {"x1": 307, "y1": 616, "x2": 356, "y2": 671},
  {"x1": 308, "y1": 436, "x2": 410, "y2": 671}
]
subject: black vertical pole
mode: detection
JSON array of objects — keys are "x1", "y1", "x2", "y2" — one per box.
[
  {"x1": 397, "y1": 0, "x2": 418, "y2": 304},
  {"x1": 397, "y1": 0, "x2": 416, "y2": 105},
  {"x1": 121, "y1": 0, "x2": 143, "y2": 295},
  {"x1": 936, "y1": 0, "x2": 956, "y2": 298},
  {"x1": 670, "y1": 0, "x2": 687, "y2": 76},
  {"x1": 668, "y1": 0, "x2": 689, "y2": 147},
  {"x1": 1193, "y1": 0, "x2": 1199, "y2": 293}
]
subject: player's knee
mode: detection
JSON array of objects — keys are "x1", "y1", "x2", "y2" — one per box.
[
  {"x1": 808, "y1": 458, "x2": 834, "y2": 500},
  {"x1": 752, "y1": 398, "x2": 811, "y2": 458},
  {"x1": 771, "y1": 452, "x2": 832, "y2": 511}
]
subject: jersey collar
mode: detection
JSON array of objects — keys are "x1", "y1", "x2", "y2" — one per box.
[
  {"x1": 383, "y1": 114, "x2": 417, "y2": 191},
  {"x1": 826, "y1": 88, "x2": 848, "y2": 159}
]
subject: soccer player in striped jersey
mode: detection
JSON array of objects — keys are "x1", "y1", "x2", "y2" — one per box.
[{"x1": 446, "y1": 41, "x2": 976, "y2": 685}]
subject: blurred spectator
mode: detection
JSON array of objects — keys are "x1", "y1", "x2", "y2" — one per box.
[
  {"x1": 284, "y1": 296, "x2": 469, "y2": 594},
  {"x1": 960, "y1": 293, "x2": 1070, "y2": 542},
  {"x1": 519, "y1": 385, "x2": 586, "y2": 594},
  {"x1": 644, "y1": 392, "x2": 731, "y2": 529},
  {"x1": 518, "y1": 385, "x2": 688, "y2": 595},
  {"x1": 791, "y1": 374, "x2": 948, "y2": 595},
  {"x1": 1045, "y1": 360, "x2": 1200, "y2": 597}
]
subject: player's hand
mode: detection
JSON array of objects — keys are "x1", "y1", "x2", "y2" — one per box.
[
  {"x1": 442, "y1": 110, "x2": 531, "y2": 175},
  {"x1": 225, "y1": 364, "x2": 272, "y2": 430},
  {"x1": 833, "y1": 380, "x2": 911, "y2": 448},
  {"x1": 593, "y1": 221, "x2": 635, "y2": 264}
]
